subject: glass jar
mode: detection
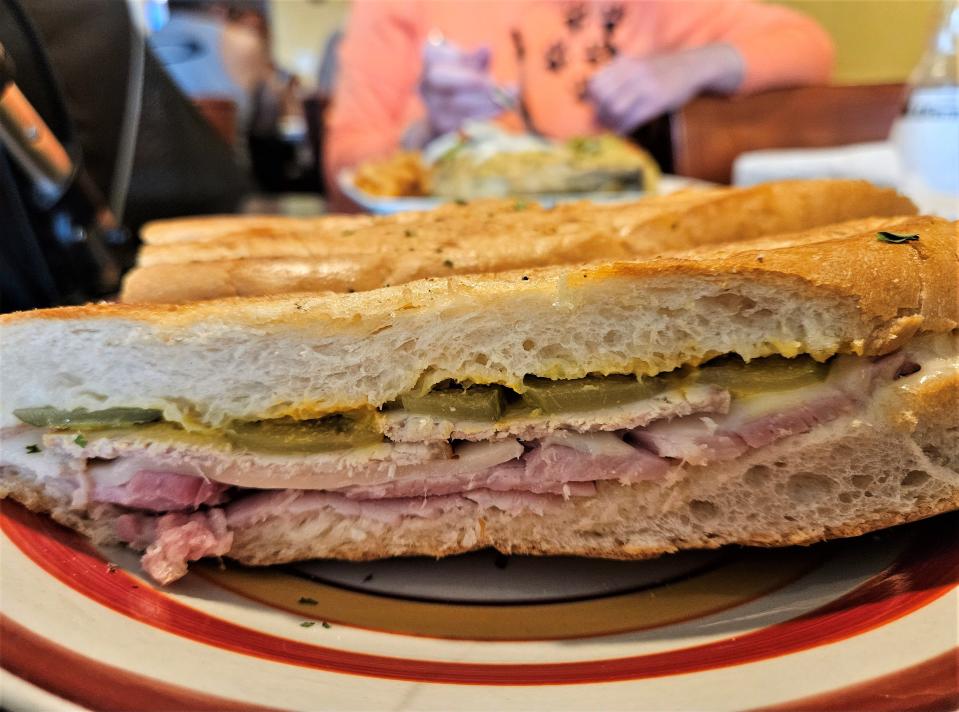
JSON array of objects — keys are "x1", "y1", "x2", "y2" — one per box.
[{"x1": 892, "y1": 0, "x2": 959, "y2": 217}]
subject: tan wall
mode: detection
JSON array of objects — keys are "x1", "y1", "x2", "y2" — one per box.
[
  {"x1": 269, "y1": 0, "x2": 349, "y2": 87},
  {"x1": 269, "y1": 0, "x2": 941, "y2": 87},
  {"x1": 773, "y1": 0, "x2": 939, "y2": 84}
]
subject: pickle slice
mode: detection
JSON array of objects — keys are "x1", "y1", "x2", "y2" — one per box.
[
  {"x1": 227, "y1": 412, "x2": 382, "y2": 453},
  {"x1": 521, "y1": 374, "x2": 661, "y2": 413},
  {"x1": 400, "y1": 385, "x2": 505, "y2": 421},
  {"x1": 695, "y1": 355, "x2": 829, "y2": 397},
  {"x1": 13, "y1": 406, "x2": 163, "y2": 429}
]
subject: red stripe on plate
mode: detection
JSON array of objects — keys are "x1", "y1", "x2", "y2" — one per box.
[
  {"x1": 756, "y1": 648, "x2": 959, "y2": 712},
  {"x1": 3, "y1": 502, "x2": 957, "y2": 685},
  {"x1": 1, "y1": 615, "x2": 277, "y2": 712}
]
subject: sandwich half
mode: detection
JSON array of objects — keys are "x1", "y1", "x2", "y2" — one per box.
[
  {"x1": 2, "y1": 215, "x2": 956, "y2": 584},
  {"x1": 122, "y1": 179, "x2": 916, "y2": 304}
]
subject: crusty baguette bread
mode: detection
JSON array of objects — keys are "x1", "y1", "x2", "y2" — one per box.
[
  {"x1": 3, "y1": 216, "x2": 955, "y2": 432},
  {"x1": 3, "y1": 361, "x2": 956, "y2": 561},
  {"x1": 138, "y1": 179, "x2": 915, "y2": 255},
  {"x1": 1, "y1": 212, "x2": 956, "y2": 580},
  {"x1": 139, "y1": 213, "x2": 376, "y2": 246},
  {"x1": 122, "y1": 216, "x2": 908, "y2": 304},
  {"x1": 122, "y1": 254, "x2": 392, "y2": 303},
  {"x1": 122, "y1": 179, "x2": 917, "y2": 304}
]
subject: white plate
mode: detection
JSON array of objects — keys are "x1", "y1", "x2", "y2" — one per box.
[
  {"x1": 2, "y1": 501, "x2": 957, "y2": 711},
  {"x1": 337, "y1": 170, "x2": 700, "y2": 214}
]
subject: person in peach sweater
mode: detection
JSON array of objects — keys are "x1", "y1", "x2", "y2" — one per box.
[{"x1": 325, "y1": 0, "x2": 835, "y2": 205}]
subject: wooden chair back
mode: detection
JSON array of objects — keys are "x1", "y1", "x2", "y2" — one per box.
[{"x1": 671, "y1": 84, "x2": 906, "y2": 184}]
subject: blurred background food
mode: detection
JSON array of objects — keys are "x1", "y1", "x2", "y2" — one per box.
[
  {"x1": 428, "y1": 128, "x2": 659, "y2": 200},
  {"x1": 354, "y1": 151, "x2": 429, "y2": 198},
  {"x1": 1, "y1": 0, "x2": 955, "y2": 312},
  {"x1": 353, "y1": 125, "x2": 659, "y2": 200}
]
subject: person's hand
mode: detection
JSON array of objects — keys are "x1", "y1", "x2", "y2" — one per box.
[
  {"x1": 586, "y1": 44, "x2": 744, "y2": 134},
  {"x1": 419, "y1": 41, "x2": 515, "y2": 138}
]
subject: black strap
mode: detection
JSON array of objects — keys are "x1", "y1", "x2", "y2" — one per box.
[
  {"x1": 0, "y1": 148, "x2": 60, "y2": 311},
  {"x1": 0, "y1": 0, "x2": 80, "y2": 167}
]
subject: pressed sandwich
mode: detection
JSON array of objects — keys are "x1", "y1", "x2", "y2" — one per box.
[
  {"x1": 122, "y1": 179, "x2": 916, "y2": 303},
  {"x1": 1, "y1": 216, "x2": 956, "y2": 584}
]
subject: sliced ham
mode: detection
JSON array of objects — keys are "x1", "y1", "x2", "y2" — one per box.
[
  {"x1": 44, "y1": 433, "x2": 453, "y2": 492},
  {"x1": 464, "y1": 489, "x2": 574, "y2": 516},
  {"x1": 226, "y1": 486, "x2": 583, "y2": 530},
  {"x1": 120, "y1": 483, "x2": 594, "y2": 584},
  {"x1": 389, "y1": 439, "x2": 524, "y2": 482},
  {"x1": 92, "y1": 470, "x2": 228, "y2": 511},
  {"x1": 225, "y1": 489, "x2": 469, "y2": 528},
  {"x1": 116, "y1": 509, "x2": 233, "y2": 585},
  {"x1": 634, "y1": 388, "x2": 854, "y2": 465},
  {"x1": 337, "y1": 461, "x2": 600, "y2": 499},
  {"x1": 827, "y1": 352, "x2": 908, "y2": 399},
  {"x1": 726, "y1": 389, "x2": 854, "y2": 449},
  {"x1": 222, "y1": 489, "x2": 299, "y2": 528},
  {"x1": 525, "y1": 432, "x2": 670, "y2": 483},
  {"x1": 115, "y1": 512, "x2": 155, "y2": 549},
  {"x1": 46, "y1": 434, "x2": 521, "y2": 493},
  {"x1": 631, "y1": 417, "x2": 748, "y2": 466},
  {"x1": 630, "y1": 354, "x2": 903, "y2": 466},
  {"x1": 338, "y1": 462, "x2": 541, "y2": 498}
]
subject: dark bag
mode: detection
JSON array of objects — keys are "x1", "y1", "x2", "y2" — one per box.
[
  {"x1": 0, "y1": 0, "x2": 113, "y2": 311},
  {"x1": 0, "y1": 0, "x2": 249, "y2": 312}
]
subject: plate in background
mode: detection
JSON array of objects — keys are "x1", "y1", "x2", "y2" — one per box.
[
  {"x1": 337, "y1": 170, "x2": 701, "y2": 215},
  {"x1": 1, "y1": 501, "x2": 957, "y2": 711}
]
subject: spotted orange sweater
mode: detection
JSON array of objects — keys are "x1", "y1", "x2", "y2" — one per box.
[{"x1": 325, "y1": 0, "x2": 834, "y2": 197}]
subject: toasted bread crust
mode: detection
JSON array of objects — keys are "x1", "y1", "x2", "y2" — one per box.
[
  {"x1": 124, "y1": 180, "x2": 918, "y2": 304},
  {"x1": 137, "y1": 180, "x2": 916, "y2": 265},
  {"x1": 122, "y1": 256, "x2": 381, "y2": 303},
  {"x1": 139, "y1": 179, "x2": 915, "y2": 251},
  {"x1": 121, "y1": 215, "x2": 922, "y2": 306},
  {"x1": 14, "y1": 215, "x2": 959, "y2": 341},
  {"x1": 139, "y1": 213, "x2": 376, "y2": 246},
  {"x1": 600, "y1": 215, "x2": 959, "y2": 350}
]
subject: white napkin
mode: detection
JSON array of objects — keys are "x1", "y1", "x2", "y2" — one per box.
[{"x1": 732, "y1": 142, "x2": 901, "y2": 188}]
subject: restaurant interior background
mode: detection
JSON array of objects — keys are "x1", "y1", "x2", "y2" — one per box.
[
  {"x1": 273, "y1": 0, "x2": 940, "y2": 86},
  {"x1": 2, "y1": 0, "x2": 955, "y2": 312},
  {"x1": 268, "y1": 0, "x2": 945, "y2": 190},
  {"x1": 176, "y1": 0, "x2": 955, "y2": 204}
]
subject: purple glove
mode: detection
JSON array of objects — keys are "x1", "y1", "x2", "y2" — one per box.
[
  {"x1": 587, "y1": 45, "x2": 744, "y2": 134},
  {"x1": 419, "y1": 41, "x2": 516, "y2": 137}
]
